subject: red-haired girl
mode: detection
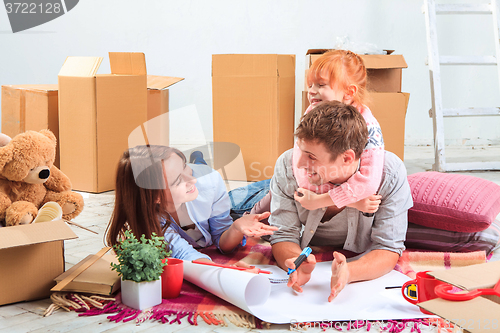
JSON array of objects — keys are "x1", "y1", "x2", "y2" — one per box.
[{"x1": 294, "y1": 49, "x2": 384, "y2": 213}]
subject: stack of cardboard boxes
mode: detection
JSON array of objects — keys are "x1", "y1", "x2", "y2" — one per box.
[
  {"x1": 0, "y1": 52, "x2": 182, "y2": 306},
  {"x1": 1, "y1": 52, "x2": 183, "y2": 193},
  {"x1": 211, "y1": 50, "x2": 408, "y2": 184}
]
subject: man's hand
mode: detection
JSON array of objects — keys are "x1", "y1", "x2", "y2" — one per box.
[
  {"x1": 233, "y1": 260, "x2": 261, "y2": 274},
  {"x1": 347, "y1": 194, "x2": 382, "y2": 214},
  {"x1": 328, "y1": 251, "x2": 350, "y2": 302},
  {"x1": 285, "y1": 253, "x2": 317, "y2": 293},
  {"x1": 232, "y1": 212, "x2": 278, "y2": 237},
  {"x1": 294, "y1": 188, "x2": 333, "y2": 210}
]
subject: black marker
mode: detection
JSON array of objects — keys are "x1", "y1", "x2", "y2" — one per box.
[{"x1": 287, "y1": 247, "x2": 312, "y2": 275}]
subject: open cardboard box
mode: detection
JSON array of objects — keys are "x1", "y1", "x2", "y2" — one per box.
[
  {"x1": 1, "y1": 84, "x2": 60, "y2": 167},
  {"x1": 58, "y1": 52, "x2": 183, "y2": 193},
  {"x1": 420, "y1": 261, "x2": 500, "y2": 333},
  {"x1": 303, "y1": 49, "x2": 409, "y2": 161},
  {"x1": 0, "y1": 220, "x2": 77, "y2": 306}
]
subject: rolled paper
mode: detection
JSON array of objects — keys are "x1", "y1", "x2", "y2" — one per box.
[{"x1": 33, "y1": 201, "x2": 63, "y2": 223}]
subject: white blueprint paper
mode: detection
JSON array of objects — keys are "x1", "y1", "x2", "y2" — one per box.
[{"x1": 183, "y1": 261, "x2": 431, "y2": 324}]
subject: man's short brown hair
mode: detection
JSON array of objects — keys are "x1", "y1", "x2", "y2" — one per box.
[{"x1": 295, "y1": 101, "x2": 368, "y2": 160}]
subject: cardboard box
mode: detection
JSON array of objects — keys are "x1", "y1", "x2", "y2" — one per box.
[
  {"x1": 144, "y1": 75, "x2": 183, "y2": 147},
  {"x1": 212, "y1": 54, "x2": 295, "y2": 181},
  {"x1": 368, "y1": 92, "x2": 410, "y2": 161},
  {"x1": 0, "y1": 220, "x2": 78, "y2": 306},
  {"x1": 58, "y1": 52, "x2": 182, "y2": 193},
  {"x1": 420, "y1": 261, "x2": 500, "y2": 333},
  {"x1": 1, "y1": 84, "x2": 61, "y2": 167},
  {"x1": 54, "y1": 254, "x2": 120, "y2": 295},
  {"x1": 303, "y1": 49, "x2": 409, "y2": 161}
]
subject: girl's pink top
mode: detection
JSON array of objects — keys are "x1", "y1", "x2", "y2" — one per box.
[{"x1": 292, "y1": 104, "x2": 385, "y2": 208}]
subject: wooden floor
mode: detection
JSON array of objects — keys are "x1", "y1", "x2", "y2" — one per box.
[{"x1": 1, "y1": 145, "x2": 500, "y2": 333}]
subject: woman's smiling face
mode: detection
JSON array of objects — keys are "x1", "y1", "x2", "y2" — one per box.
[{"x1": 162, "y1": 153, "x2": 199, "y2": 208}]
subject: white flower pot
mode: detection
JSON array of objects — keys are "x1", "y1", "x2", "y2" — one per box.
[{"x1": 120, "y1": 277, "x2": 162, "y2": 310}]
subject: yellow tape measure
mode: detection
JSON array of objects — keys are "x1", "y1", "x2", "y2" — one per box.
[{"x1": 403, "y1": 283, "x2": 418, "y2": 300}]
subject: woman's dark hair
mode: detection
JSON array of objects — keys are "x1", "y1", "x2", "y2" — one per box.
[{"x1": 105, "y1": 145, "x2": 186, "y2": 248}]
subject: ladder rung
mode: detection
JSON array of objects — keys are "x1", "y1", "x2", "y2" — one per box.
[
  {"x1": 440, "y1": 55, "x2": 497, "y2": 65},
  {"x1": 435, "y1": 4, "x2": 492, "y2": 15},
  {"x1": 444, "y1": 161, "x2": 500, "y2": 171},
  {"x1": 442, "y1": 107, "x2": 500, "y2": 117}
]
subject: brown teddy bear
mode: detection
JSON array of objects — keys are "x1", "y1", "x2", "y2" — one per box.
[{"x1": 0, "y1": 129, "x2": 84, "y2": 226}]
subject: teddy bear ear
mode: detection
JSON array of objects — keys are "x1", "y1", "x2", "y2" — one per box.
[
  {"x1": 0, "y1": 144, "x2": 14, "y2": 171},
  {"x1": 0, "y1": 133, "x2": 12, "y2": 147},
  {"x1": 40, "y1": 129, "x2": 57, "y2": 144}
]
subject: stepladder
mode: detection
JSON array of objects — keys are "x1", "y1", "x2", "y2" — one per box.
[{"x1": 423, "y1": 0, "x2": 500, "y2": 171}]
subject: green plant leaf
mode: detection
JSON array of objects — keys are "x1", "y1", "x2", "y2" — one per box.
[{"x1": 110, "y1": 230, "x2": 170, "y2": 282}]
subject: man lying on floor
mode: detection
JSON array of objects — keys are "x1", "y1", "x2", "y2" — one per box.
[{"x1": 269, "y1": 101, "x2": 413, "y2": 302}]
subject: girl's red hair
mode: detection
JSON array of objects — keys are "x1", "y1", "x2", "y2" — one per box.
[{"x1": 307, "y1": 50, "x2": 369, "y2": 107}]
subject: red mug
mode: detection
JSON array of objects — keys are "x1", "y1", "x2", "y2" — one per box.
[
  {"x1": 161, "y1": 258, "x2": 184, "y2": 299},
  {"x1": 401, "y1": 271, "x2": 445, "y2": 315}
]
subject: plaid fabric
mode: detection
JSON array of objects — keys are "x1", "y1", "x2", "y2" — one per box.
[
  {"x1": 405, "y1": 220, "x2": 500, "y2": 255},
  {"x1": 67, "y1": 237, "x2": 487, "y2": 328}
]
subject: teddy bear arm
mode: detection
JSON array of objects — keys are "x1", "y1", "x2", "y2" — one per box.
[
  {"x1": 45, "y1": 166, "x2": 72, "y2": 192},
  {"x1": 0, "y1": 193, "x2": 12, "y2": 221}
]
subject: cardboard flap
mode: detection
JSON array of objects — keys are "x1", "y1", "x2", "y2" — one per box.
[
  {"x1": 7, "y1": 84, "x2": 58, "y2": 92},
  {"x1": 306, "y1": 48, "x2": 394, "y2": 55},
  {"x1": 0, "y1": 220, "x2": 78, "y2": 250},
  {"x1": 147, "y1": 75, "x2": 184, "y2": 90},
  {"x1": 55, "y1": 254, "x2": 119, "y2": 285},
  {"x1": 109, "y1": 52, "x2": 147, "y2": 75},
  {"x1": 419, "y1": 297, "x2": 500, "y2": 333},
  {"x1": 306, "y1": 49, "x2": 330, "y2": 55},
  {"x1": 421, "y1": 261, "x2": 500, "y2": 333},
  {"x1": 360, "y1": 54, "x2": 407, "y2": 69},
  {"x1": 429, "y1": 261, "x2": 500, "y2": 290},
  {"x1": 58, "y1": 57, "x2": 103, "y2": 77}
]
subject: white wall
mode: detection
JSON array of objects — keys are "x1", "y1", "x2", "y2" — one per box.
[{"x1": 1, "y1": 0, "x2": 499, "y2": 147}]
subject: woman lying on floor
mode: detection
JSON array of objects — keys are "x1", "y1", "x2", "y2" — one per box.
[{"x1": 105, "y1": 145, "x2": 277, "y2": 262}]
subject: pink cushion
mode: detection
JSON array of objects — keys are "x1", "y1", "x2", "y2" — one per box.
[{"x1": 407, "y1": 172, "x2": 500, "y2": 232}]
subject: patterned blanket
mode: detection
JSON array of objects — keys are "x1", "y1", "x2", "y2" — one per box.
[{"x1": 47, "y1": 238, "x2": 487, "y2": 330}]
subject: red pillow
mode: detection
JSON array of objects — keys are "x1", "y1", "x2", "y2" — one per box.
[{"x1": 407, "y1": 172, "x2": 500, "y2": 232}]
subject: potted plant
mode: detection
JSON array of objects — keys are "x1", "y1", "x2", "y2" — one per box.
[{"x1": 111, "y1": 230, "x2": 171, "y2": 310}]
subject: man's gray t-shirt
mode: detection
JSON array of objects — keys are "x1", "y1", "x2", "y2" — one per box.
[{"x1": 268, "y1": 149, "x2": 413, "y2": 256}]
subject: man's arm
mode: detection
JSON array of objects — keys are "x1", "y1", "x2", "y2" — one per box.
[
  {"x1": 328, "y1": 249, "x2": 399, "y2": 302},
  {"x1": 328, "y1": 153, "x2": 412, "y2": 301},
  {"x1": 268, "y1": 150, "x2": 318, "y2": 291},
  {"x1": 346, "y1": 249, "x2": 399, "y2": 283},
  {"x1": 272, "y1": 241, "x2": 303, "y2": 271}
]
